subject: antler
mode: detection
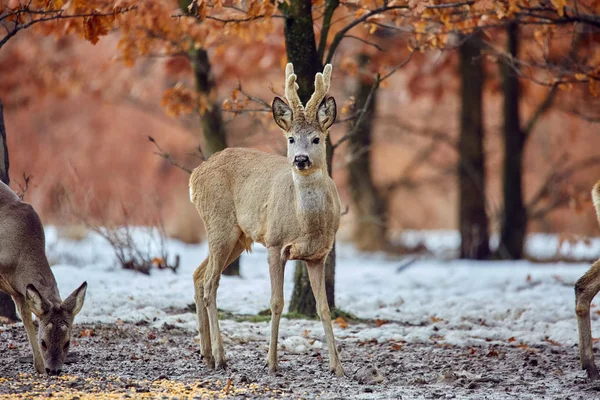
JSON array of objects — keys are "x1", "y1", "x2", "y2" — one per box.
[
  {"x1": 285, "y1": 63, "x2": 304, "y2": 118},
  {"x1": 305, "y1": 64, "x2": 332, "y2": 120}
]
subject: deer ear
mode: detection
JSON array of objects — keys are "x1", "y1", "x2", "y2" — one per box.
[
  {"x1": 25, "y1": 284, "x2": 51, "y2": 318},
  {"x1": 317, "y1": 96, "x2": 336, "y2": 131},
  {"x1": 62, "y1": 282, "x2": 87, "y2": 317},
  {"x1": 272, "y1": 97, "x2": 293, "y2": 131}
]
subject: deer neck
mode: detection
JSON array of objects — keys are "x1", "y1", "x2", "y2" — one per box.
[
  {"x1": 22, "y1": 254, "x2": 61, "y2": 306},
  {"x1": 292, "y1": 168, "x2": 329, "y2": 227}
]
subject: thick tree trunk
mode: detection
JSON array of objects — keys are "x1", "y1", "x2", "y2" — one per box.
[
  {"x1": 190, "y1": 48, "x2": 228, "y2": 157},
  {"x1": 498, "y1": 23, "x2": 526, "y2": 259},
  {"x1": 0, "y1": 98, "x2": 19, "y2": 321},
  {"x1": 348, "y1": 54, "x2": 386, "y2": 251},
  {"x1": 283, "y1": 0, "x2": 335, "y2": 314},
  {"x1": 458, "y1": 32, "x2": 490, "y2": 260}
]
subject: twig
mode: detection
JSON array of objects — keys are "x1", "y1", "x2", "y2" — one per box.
[
  {"x1": 16, "y1": 173, "x2": 32, "y2": 201},
  {"x1": 333, "y1": 74, "x2": 380, "y2": 149},
  {"x1": 344, "y1": 35, "x2": 385, "y2": 52},
  {"x1": 341, "y1": 204, "x2": 349, "y2": 216},
  {"x1": 380, "y1": 51, "x2": 415, "y2": 82},
  {"x1": 325, "y1": 5, "x2": 408, "y2": 64},
  {"x1": 527, "y1": 155, "x2": 600, "y2": 220},
  {"x1": 523, "y1": 84, "x2": 559, "y2": 137},
  {"x1": 148, "y1": 136, "x2": 193, "y2": 174}
]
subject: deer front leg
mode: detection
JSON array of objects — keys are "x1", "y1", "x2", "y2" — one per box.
[
  {"x1": 16, "y1": 302, "x2": 45, "y2": 374},
  {"x1": 266, "y1": 247, "x2": 286, "y2": 373},
  {"x1": 575, "y1": 261, "x2": 600, "y2": 380},
  {"x1": 306, "y1": 260, "x2": 344, "y2": 377},
  {"x1": 193, "y1": 258, "x2": 213, "y2": 369}
]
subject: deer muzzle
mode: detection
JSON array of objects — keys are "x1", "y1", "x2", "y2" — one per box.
[{"x1": 293, "y1": 155, "x2": 311, "y2": 170}]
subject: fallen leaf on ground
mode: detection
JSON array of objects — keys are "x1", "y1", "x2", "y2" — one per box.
[
  {"x1": 334, "y1": 317, "x2": 348, "y2": 329},
  {"x1": 79, "y1": 329, "x2": 95, "y2": 338},
  {"x1": 376, "y1": 319, "x2": 389, "y2": 327}
]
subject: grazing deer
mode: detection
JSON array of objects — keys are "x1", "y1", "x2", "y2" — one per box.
[
  {"x1": 576, "y1": 180, "x2": 600, "y2": 380},
  {"x1": 189, "y1": 63, "x2": 344, "y2": 376},
  {"x1": 0, "y1": 181, "x2": 87, "y2": 376}
]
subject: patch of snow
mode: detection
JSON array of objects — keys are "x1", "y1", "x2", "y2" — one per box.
[{"x1": 44, "y1": 228, "x2": 600, "y2": 351}]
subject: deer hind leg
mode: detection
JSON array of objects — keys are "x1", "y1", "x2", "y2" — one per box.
[
  {"x1": 203, "y1": 228, "x2": 245, "y2": 370},
  {"x1": 266, "y1": 246, "x2": 286, "y2": 373},
  {"x1": 576, "y1": 259, "x2": 600, "y2": 380},
  {"x1": 16, "y1": 301, "x2": 44, "y2": 374},
  {"x1": 193, "y1": 258, "x2": 213, "y2": 368},
  {"x1": 306, "y1": 260, "x2": 344, "y2": 377}
]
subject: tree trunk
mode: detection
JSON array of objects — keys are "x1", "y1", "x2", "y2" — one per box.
[
  {"x1": 0, "y1": 98, "x2": 19, "y2": 321},
  {"x1": 190, "y1": 48, "x2": 228, "y2": 157},
  {"x1": 498, "y1": 23, "x2": 526, "y2": 259},
  {"x1": 348, "y1": 54, "x2": 386, "y2": 251},
  {"x1": 283, "y1": 0, "x2": 335, "y2": 315},
  {"x1": 458, "y1": 32, "x2": 490, "y2": 260}
]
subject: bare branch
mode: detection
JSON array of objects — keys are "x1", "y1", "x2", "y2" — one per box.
[
  {"x1": 344, "y1": 35, "x2": 385, "y2": 52},
  {"x1": 16, "y1": 173, "x2": 32, "y2": 201},
  {"x1": 148, "y1": 136, "x2": 193, "y2": 174},
  {"x1": 426, "y1": 1, "x2": 474, "y2": 9},
  {"x1": 333, "y1": 74, "x2": 380, "y2": 149},
  {"x1": 383, "y1": 141, "x2": 440, "y2": 197},
  {"x1": 325, "y1": 5, "x2": 408, "y2": 64},
  {"x1": 380, "y1": 51, "x2": 415, "y2": 82},
  {"x1": 527, "y1": 155, "x2": 600, "y2": 220},
  {"x1": 523, "y1": 84, "x2": 559, "y2": 137}
]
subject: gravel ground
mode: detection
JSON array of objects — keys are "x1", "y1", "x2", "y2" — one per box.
[{"x1": 2, "y1": 320, "x2": 600, "y2": 399}]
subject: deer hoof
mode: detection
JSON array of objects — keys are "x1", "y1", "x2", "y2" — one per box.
[
  {"x1": 204, "y1": 356, "x2": 215, "y2": 369},
  {"x1": 331, "y1": 364, "x2": 345, "y2": 377},
  {"x1": 215, "y1": 359, "x2": 227, "y2": 370},
  {"x1": 268, "y1": 363, "x2": 278, "y2": 374}
]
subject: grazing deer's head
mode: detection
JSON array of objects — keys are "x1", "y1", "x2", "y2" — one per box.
[
  {"x1": 25, "y1": 282, "x2": 87, "y2": 376},
  {"x1": 272, "y1": 63, "x2": 337, "y2": 175}
]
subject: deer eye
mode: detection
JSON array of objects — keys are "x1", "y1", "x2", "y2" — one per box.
[
  {"x1": 312, "y1": 137, "x2": 320, "y2": 145},
  {"x1": 40, "y1": 340, "x2": 47, "y2": 350},
  {"x1": 64, "y1": 340, "x2": 70, "y2": 350},
  {"x1": 288, "y1": 137, "x2": 295, "y2": 144}
]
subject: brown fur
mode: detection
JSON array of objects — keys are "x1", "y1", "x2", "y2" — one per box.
[
  {"x1": 189, "y1": 64, "x2": 345, "y2": 376},
  {"x1": 0, "y1": 181, "x2": 87, "y2": 375},
  {"x1": 575, "y1": 180, "x2": 600, "y2": 379}
]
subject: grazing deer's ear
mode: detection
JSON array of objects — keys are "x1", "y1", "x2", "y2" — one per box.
[
  {"x1": 25, "y1": 284, "x2": 50, "y2": 317},
  {"x1": 62, "y1": 282, "x2": 87, "y2": 317},
  {"x1": 272, "y1": 97, "x2": 293, "y2": 131},
  {"x1": 317, "y1": 96, "x2": 336, "y2": 131}
]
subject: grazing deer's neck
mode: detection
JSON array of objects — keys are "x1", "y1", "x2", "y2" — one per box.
[{"x1": 23, "y1": 255, "x2": 61, "y2": 306}]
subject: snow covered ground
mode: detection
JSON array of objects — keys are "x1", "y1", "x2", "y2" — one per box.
[{"x1": 45, "y1": 227, "x2": 600, "y2": 353}]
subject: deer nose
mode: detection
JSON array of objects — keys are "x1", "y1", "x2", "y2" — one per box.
[
  {"x1": 293, "y1": 155, "x2": 311, "y2": 169},
  {"x1": 46, "y1": 368, "x2": 61, "y2": 376}
]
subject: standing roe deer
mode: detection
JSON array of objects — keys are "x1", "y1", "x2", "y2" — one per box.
[
  {"x1": 0, "y1": 181, "x2": 87, "y2": 376},
  {"x1": 189, "y1": 63, "x2": 344, "y2": 376},
  {"x1": 576, "y1": 180, "x2": 600, "y2": 379}
]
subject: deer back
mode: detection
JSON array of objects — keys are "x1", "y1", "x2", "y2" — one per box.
[{"x1": 0, "y1": 181, "x2": 58, "y2": 302}]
